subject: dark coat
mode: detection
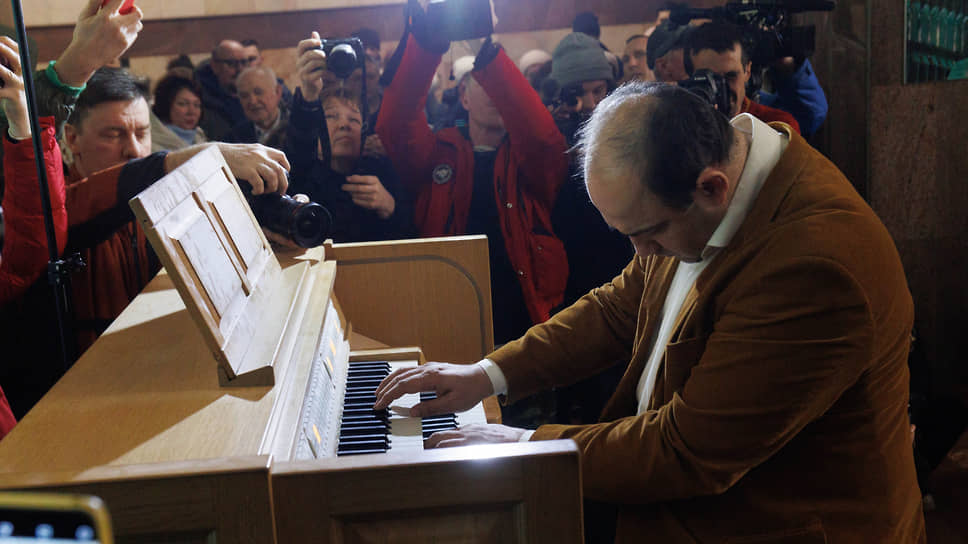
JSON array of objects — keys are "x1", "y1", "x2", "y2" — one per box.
[{"x1": 285, "y1": 89, "x2": 415, "y2": 243}]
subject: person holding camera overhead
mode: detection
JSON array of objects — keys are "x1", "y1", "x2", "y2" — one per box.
[
  {"x1": 376, "y1": 4, "x2": 568, "y2": 345},
  {"x1": 284, "y1": 32, "x2": 415, "y2": 243}
]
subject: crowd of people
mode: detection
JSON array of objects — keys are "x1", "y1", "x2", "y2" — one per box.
[{"x1": 0, "y1": 1, "x2": 925, "y2": 541}]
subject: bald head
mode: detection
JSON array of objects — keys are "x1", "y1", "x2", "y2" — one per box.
[
  {"x1": 211, "y1": 40, "x2": 248, "y2": 91},
  {"x1": 236, "y1": 66, "x2": 282, "y2": 130},
  {"x1": 578, "y1": 81, "x2": 735, "y2": 210}
]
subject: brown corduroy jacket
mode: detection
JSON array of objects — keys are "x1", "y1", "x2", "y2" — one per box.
[{"x1": 490, "y1": 125, "x2": 925, "y2": 543}]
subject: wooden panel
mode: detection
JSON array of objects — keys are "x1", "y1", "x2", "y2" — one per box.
[
  {"x1": 338, "y1": 507, "x2": 518, "y2": 543},
  {"x1": 0, "y1": 457, "x2": 275, "y2": 544},
  {"x1": 271, "y1": 440, "x2": 584, "y2": 544},
  {"x1": 870, "y1": 80, "x2": 968, "y2": 394},
  {"x1": 323, "y1": 236, "x2": 494, "y2": 365}
]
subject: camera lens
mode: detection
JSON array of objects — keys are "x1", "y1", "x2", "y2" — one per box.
[
  {"x1": 328, "y1": 43, "x2": 358, "y2": 79},
  {"x1": 289, "y1": 202, "x2": 332, "y2": 248}
]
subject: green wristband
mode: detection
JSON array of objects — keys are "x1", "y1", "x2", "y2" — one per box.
[{"x1": 45, "y1": 61, "x2": 86, "y2": 97}]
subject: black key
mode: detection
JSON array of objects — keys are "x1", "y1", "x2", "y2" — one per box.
[
  {"x1": 338, "y1": 428, "x2": 388, "y2": 439},
  {"x1": 337, "y1": 439, "x2": 389, "y2": 451},
  {"x1": 347, "y1": 369, "x2": 389, "y2": 378},
  {"x1": 347, "y1": 361, "x2": 390, "y2": 370},
  {"x1": 337, "y1": 448, "x2": 387, "y2": 456},
  {"x1": 421, "y1": 415, "x2": 457, "y2": 423},
  {"x1": 338, "y1": 436, "x2": 390, "y2": 447}
]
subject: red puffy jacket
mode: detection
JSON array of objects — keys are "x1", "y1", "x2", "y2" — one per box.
[
  {"x1": 0, "y1": 116, "x2": 67, "y2": 439},
  {"x1": 378, "y1": 37, "x2": 569, "y2": 323}
]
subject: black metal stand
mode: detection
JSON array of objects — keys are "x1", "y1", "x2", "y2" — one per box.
[{"x1": 9, "y1": 0, "x2": 80, "y2": 373}]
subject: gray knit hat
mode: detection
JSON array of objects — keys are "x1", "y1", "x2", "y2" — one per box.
[{"x1": 549, "y1": 32, "x2": 614, "y2": 90}]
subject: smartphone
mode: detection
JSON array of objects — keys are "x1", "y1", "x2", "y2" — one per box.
[
  {"x1": 100, "y1": 0, "x2": 135, "y2": 14},
  {"x1": 0, "y1": 492, "x2": 113, "y2": 543}
]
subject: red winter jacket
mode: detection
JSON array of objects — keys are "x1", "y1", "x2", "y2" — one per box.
[
  {"x1": 65, "y1": 158, "x2": 161, "y2": 354},
  {"x1": 377, "y1": 37, "x2": 569, "y2": 323},
  {"x1": 742, "y1": 97, "x2": 801, "y2": 134},
  {"x1": 0, "y1": 116, "x2": 66, "y2": 439}
]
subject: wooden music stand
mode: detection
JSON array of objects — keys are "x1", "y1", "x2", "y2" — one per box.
[{"x1": 130, "y1": 146, "x2": 323, "y2": 387}]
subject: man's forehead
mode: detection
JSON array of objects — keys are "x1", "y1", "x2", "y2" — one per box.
[
  {"x1": 217, "y1": 42, "x2": 246, "y2": 58},
  {"x1": 83, "y1": 98, "x2": 149, "y2": 125},
  {"x1": 586, "y1": 169, "x2": 651, "y2": 230},
  {"x1": 626, "y1": 36, "x2": 648, "y2": 50},
  {"x1": 692, "y1": 44, "x2": 743, "y2": 68},
  {"x1": 238, "y1": 73, "x2": 274, "y2": 90}
]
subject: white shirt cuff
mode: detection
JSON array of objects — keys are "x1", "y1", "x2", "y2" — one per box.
[
  {"x1": 519, "y1": 430, "x2": 535, "y2": 442},
  {"x1": 476, "y1": 358, "x2": 508, "y2": 396}
]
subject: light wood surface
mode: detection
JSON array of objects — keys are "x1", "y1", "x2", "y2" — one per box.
[
  {"x1": 271, "y1": 440, "x2": 584, "y2": 544},
  {"x1": 323, "y1": 236, "x2": 495, "y2": 365}
]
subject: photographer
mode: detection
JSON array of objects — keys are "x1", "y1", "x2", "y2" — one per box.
[
  {"x1": 685, "y1": 22, "x2": 801, "y2": 132},
  {"x1": 376, "y1": 9, "x2": 568, "y2": 345},
  {"x1": 284, "y1": 32, "x2": 414, "y2": 242}
]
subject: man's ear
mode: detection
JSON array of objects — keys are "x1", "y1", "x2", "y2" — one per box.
[
  {"x1": 692, "y1": 167, "x2": 730, "y2": 211},
  {"x1": 63, "y1": 123, "x2": 80, "y2": 155}
]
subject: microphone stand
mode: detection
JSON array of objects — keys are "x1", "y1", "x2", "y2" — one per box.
[{"x1": 9, "y1": 0, "x2": 81, "y2": 374}]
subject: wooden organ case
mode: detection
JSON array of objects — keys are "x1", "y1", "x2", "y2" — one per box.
[{"x1": 0, "y1": 148, "x2": 583, "y2": 543}]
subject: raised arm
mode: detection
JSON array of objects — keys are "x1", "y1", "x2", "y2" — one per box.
[
  {"x1": 375, "y1": 35, "x2": 442, "y2": 191},
  {"x1": 41, "y1": 0, "x2": 144, "y2": 132}
]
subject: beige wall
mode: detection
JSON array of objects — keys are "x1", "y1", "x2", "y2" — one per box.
[
  {"x1": 128, "y1": 23, "x2": 648, "y2": 94},
  {"x1": 22, "y1": 0, "x2": 407, "y2": 27}
]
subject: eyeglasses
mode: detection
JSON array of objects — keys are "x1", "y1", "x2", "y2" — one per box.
[{"x1": 214, "y1": 57, "x2": 252, "y2": 69}]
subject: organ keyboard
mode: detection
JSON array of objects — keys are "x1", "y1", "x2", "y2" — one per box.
[{"x1": 295, "y1": 299, "x2": 487, "y2": 460}]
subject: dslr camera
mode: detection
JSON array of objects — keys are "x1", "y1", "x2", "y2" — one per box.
[
  {"x1": 678, "y1": 69, "x2": 732, "y2": 116},
  {"x1": 315, "y1": 37, "x2": 365, "y2": 79},
  {"x1": 240, "y1": 179, "x2": 334, "y2": 248}
]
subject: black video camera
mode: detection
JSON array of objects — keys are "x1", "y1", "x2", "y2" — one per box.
[
  {"x1": 670, "y1": 1, "x2": 835, "y2": 69},
  {"x1": 241, "y1": 180, "x2": 333, "y2": 248},
  {"x1": 425, "y1": 0, "x2": 494, "y2": 41},
  {"x1": 678, "y1": 69, "x2": 732, "y2": 116},
  {"x1": 315, "y1": 37, "x2": 365, "y2": 79}
]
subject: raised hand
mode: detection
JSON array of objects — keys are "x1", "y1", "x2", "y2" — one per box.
[
  {"x1": 0, "y1": 38, "x2": 29, "y2": 140},
  {"x1": 296, "y1": 32, "x2": 327, "y2": 102},
  {"x1": 53, "y1": 0, "x2": 144, "y2": 88}
]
